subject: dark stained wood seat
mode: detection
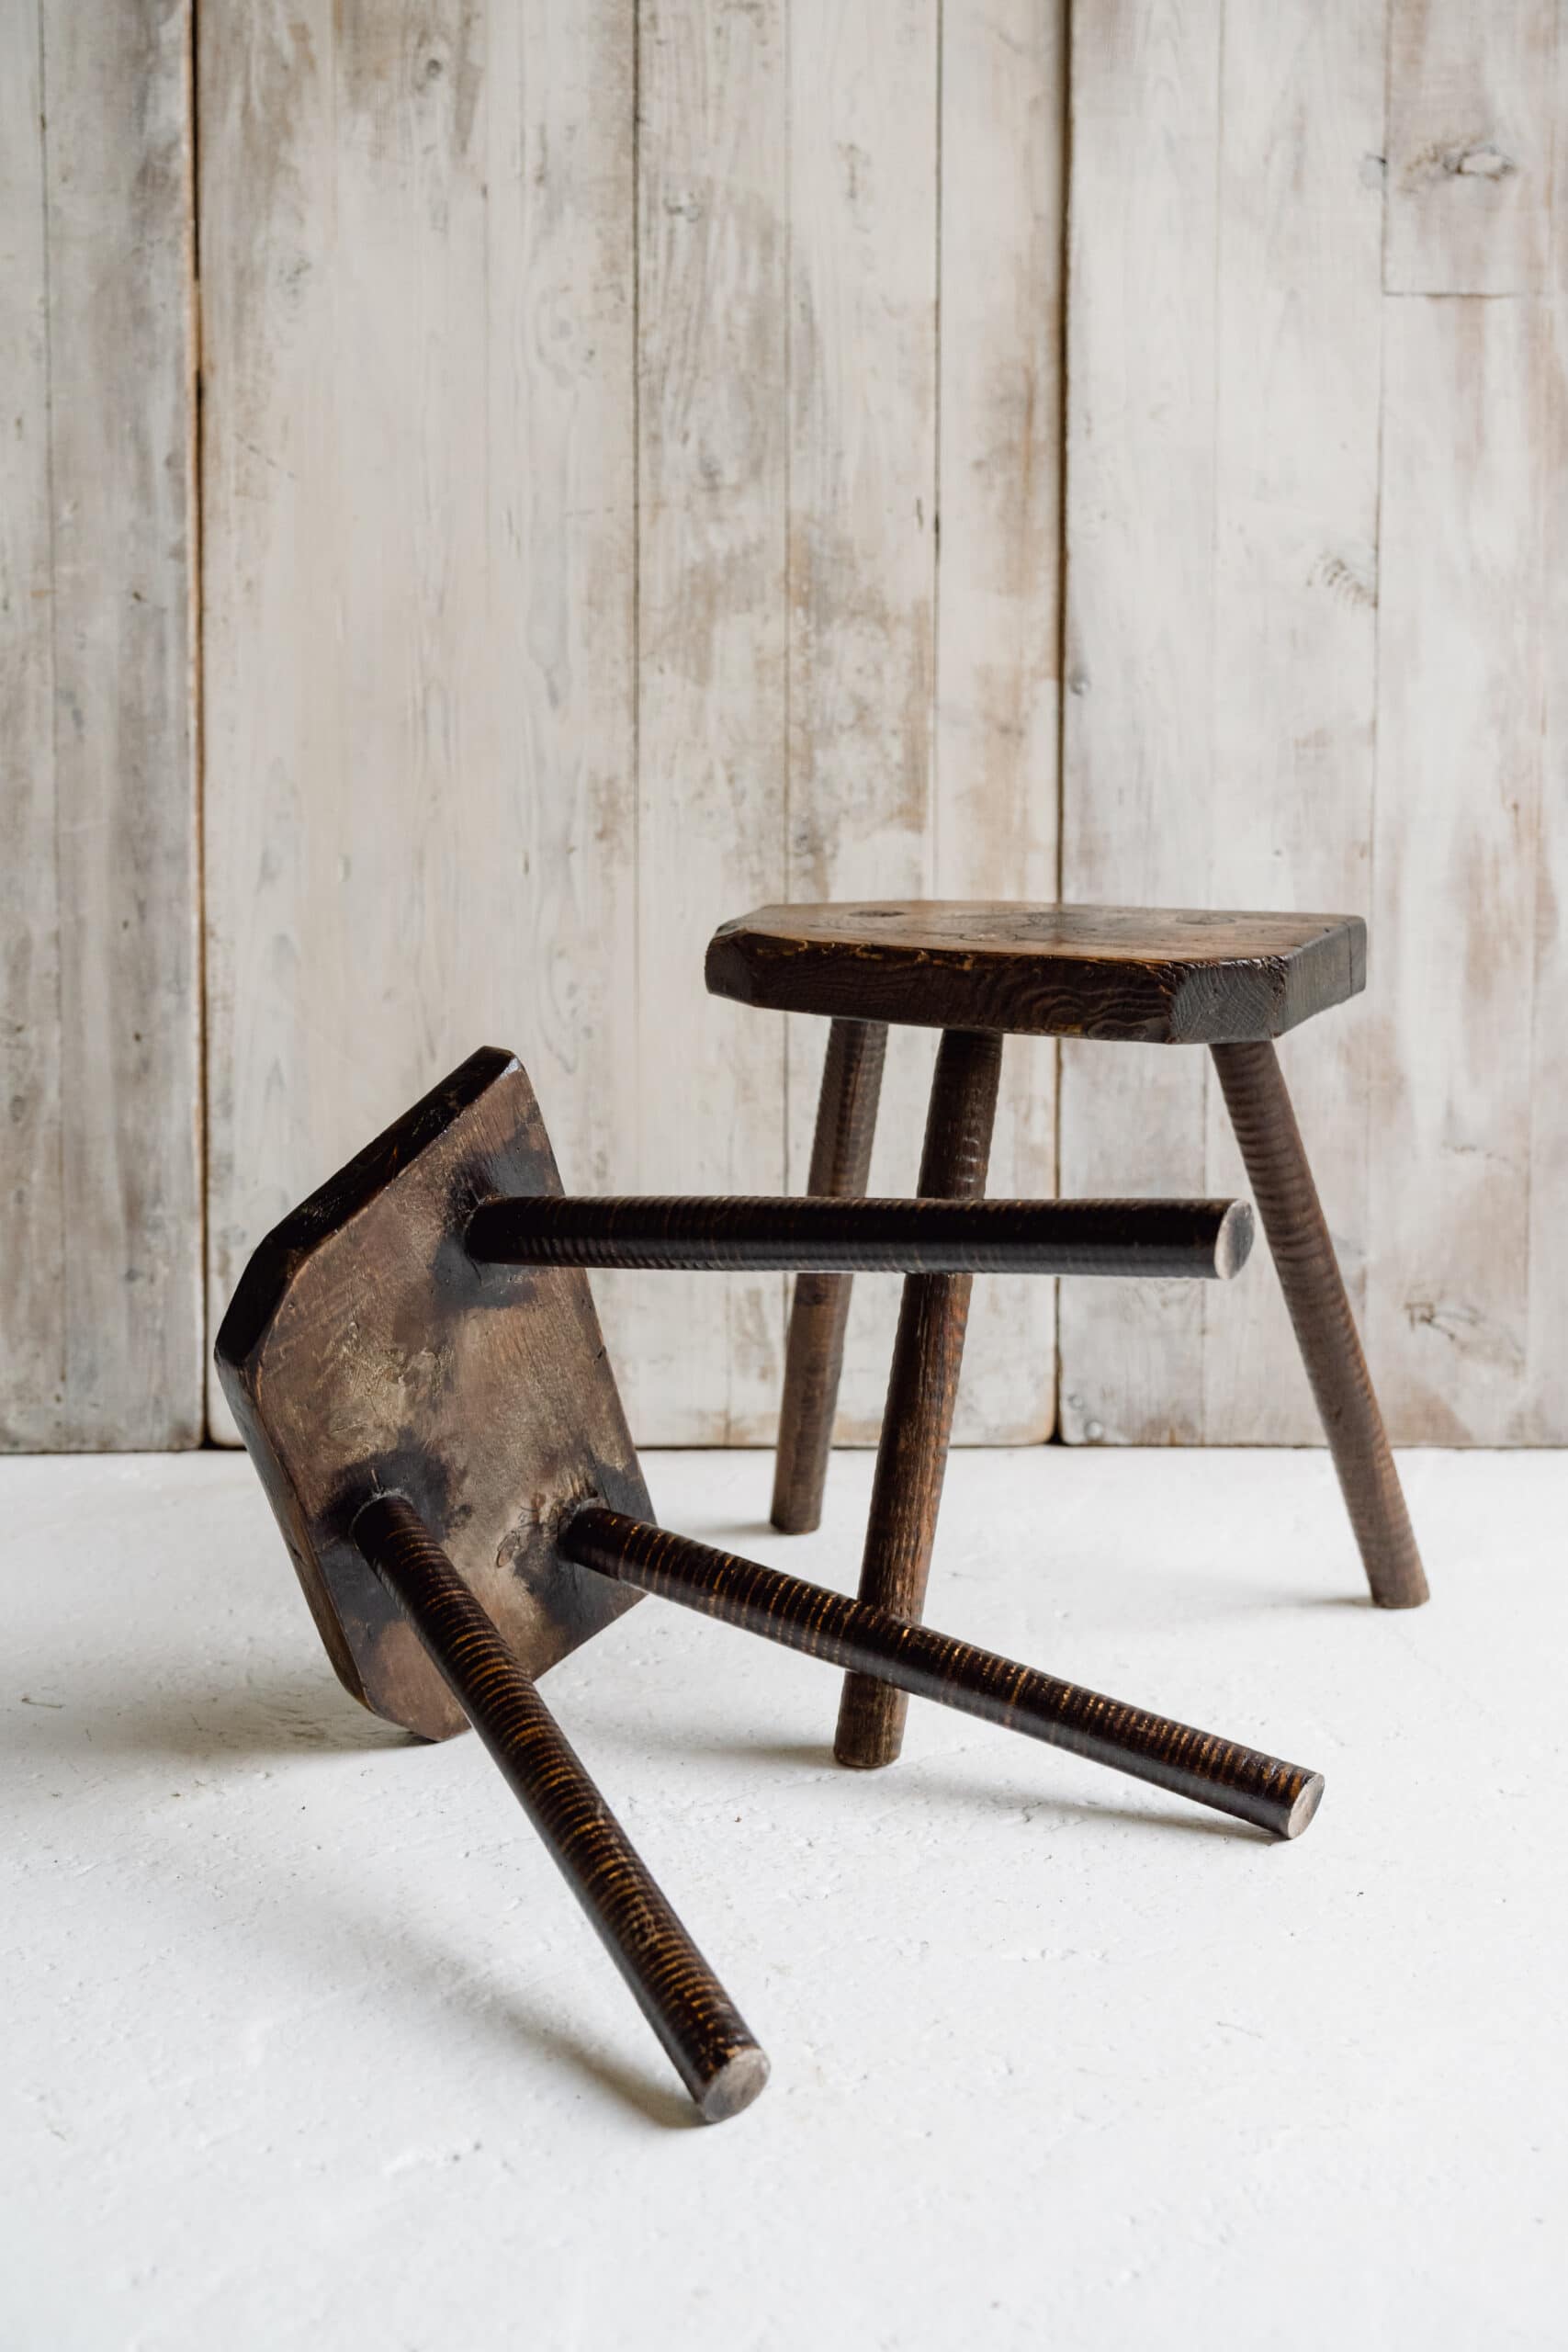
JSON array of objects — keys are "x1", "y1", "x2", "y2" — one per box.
[
  {"x1": 705, "y1": 900, "x2": 1366, "y2": 1045},
  {"x1": 707, "y1": 896, "x2": 1427, "y2": 1773}
]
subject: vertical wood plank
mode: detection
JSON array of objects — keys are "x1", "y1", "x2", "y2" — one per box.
[
  {"x1": 1199, "y1": 0, "x2": 1388, "y2": 1442},
  {"x1": 1385, "y1": 0, "x2": 1559, "y2": 296},
  {"x1": 0, "y1": 0, "x2": 63, "y2": 1446},
  {"x1": 935, "y1": 0, "x2": 1065, "y2": 1444},
  {"x1": 1367, "y1": 299, "x2": 1549, "y2": 1442},
  {"x1": 198, "y1": 0, "x2": 336, "y2": 1447},
  {"x1": 628, "y1": 0, "x2": 790, "y2": 1443},
  {"x1": 1, "y1": 0, "x2": 201, "y2": 1449},
  {"x1": 49, "y1": 0, "x2": 202, "y2": 1446},
  {"x1": 1367, "y1": 0, "x2": 1562, "y2": 1443},
  {"x1": 1526, "y1": 288, "x2": 1568, "y2": 1439},
  {"x1": 787, "y1": 0, "x2": 942, "y2": 1442},
  {"x1": 202, "y1": 3, "x2": 638, "y2": 1441},
  {"x1": 1058, "y1": 0, "x2": 1221, "y2": 1444}
]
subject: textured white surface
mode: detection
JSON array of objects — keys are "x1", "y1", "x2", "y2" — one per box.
[{"x1": 4, "y1": 1448, "x2": 1564, "y2": 2350}]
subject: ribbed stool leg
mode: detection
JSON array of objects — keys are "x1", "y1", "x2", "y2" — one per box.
[
  {"x1": 1210, "y1": 1040, "x2": 1427, "y2": 1609},
  {"x1": 562, "y1": 1509, "x2": 1325, "y2": 1842},
  {"x1": 354, "y1": 1495, "x2": 769, "y2": 2121},
  {"x1": 835, "y1": 1027, "x2": 1004, "y2": 1769},
  {"x1": 772, "y1": 1018, "x2": 888, "y2": 1532}
]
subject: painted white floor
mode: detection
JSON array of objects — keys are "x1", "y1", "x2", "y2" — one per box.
[{"x1": 4, "y1": 1446, "x2": 1563, "y2": 2351}]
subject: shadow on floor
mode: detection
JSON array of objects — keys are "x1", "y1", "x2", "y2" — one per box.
[
  {"x1": 3, "y1": 1665, "x2": 414, "y2": 1763},
  {"x1": 292, "y1": 1882, "x2": 705, "y2": 2132},
  {"x1": 581, "y1": 1721, "x2": 1277, "y2": 1841}
]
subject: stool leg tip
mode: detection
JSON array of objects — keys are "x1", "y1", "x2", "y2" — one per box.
[
  {"x1": 1371, "y1": 1572, "x2": 1430, "y2": 1611},
  {"x1": 770, "y1": 1501, "x2": 823, "y2": 1537},
  {"x1": 832, "y1": 1679, "x2": 908, "y2": 1770},
  {"x1": 1284, "y1": 1773, "x2": 1326, "y2": 1840},
  {"x1": 699, "y1": 2045, "x2": 772, "y2": 2123}
]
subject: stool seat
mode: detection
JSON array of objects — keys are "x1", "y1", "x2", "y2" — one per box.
[{"x1": 705, "y1": 900, "x2": 1365, "y2": 1045}]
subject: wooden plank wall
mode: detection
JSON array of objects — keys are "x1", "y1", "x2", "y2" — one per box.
[
  {"x1": 199, "y1": 1, "x2": 640, "y2": 1443},
  {"x1": 199, "y1": 0, "x2": 1062, "y2": 1447},
  {"x1": 1059, "y1": 0, "x2": 1568, "y2": 1448},
  {"x1": 6, "y1": 0, "x2": 1564, "y2": 1450},
  {"x1": 0, "y1": 0, "x2": 202, "y2": 1450},
  {"x1": 1370, "y1": 0, "x2": 1565, "y2": 1444}
]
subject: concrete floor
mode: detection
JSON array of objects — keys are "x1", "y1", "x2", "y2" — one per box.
[{"x1": 4, "y1": 1446, "x2": 1563, "y2": 2351}]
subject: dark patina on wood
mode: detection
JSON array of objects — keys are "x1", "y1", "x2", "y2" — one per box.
[
  {"x1": 355, "y1": 1494, "x2": 768, "y2": 2121},
  {"x1": 560, "y1": 1508, "x2": 1325, "y2": 1841},
  {"x1": 773, "y1": 1017, "x2": 888, "y2": 1532},
  {"x1": 706, "y1": 900, "x2": 1367, "y2": 1044},
  {"x1": 214, "y1": 1046, "x2": 650, "y2": 1741}
]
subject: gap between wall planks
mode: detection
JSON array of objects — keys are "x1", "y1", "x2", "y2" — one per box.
[
  {"x1": 0, "y1": 0, "x2": 202, "y2": 1450},
  {"x1": 1058, "y1": 0, "x2": 1568, "y2": 1448}
]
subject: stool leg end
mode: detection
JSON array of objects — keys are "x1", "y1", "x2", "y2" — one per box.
[
  {"x1": 698, "y1": 2043, "x2": 771, "y2": 2123},
  {"x1": 833, "y1": 1674, "x2": 909, "y2": 1770}
]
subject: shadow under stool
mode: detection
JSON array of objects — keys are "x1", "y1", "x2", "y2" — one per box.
[
  {"x1": 705, "y1": 899, "x2": 1430, "y2": 1774},
  {"x1": 217, "y1": 1046, "x2": 1325, "y2": 2122}
]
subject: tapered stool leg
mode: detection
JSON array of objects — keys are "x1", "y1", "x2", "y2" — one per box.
[
  {"x1": 354, "y1": 1495, "x2": 769, "y2": 2122},
  {"x1": 773, "y1": 1018, "x2": 887, "y2": 1532},
  {"x1": 1210, "y1": 1040, "x2": 1427, "y2": 1609},
  {"x1": 835, "y1": 1027, "x2": 1004, "y2": 1769}
]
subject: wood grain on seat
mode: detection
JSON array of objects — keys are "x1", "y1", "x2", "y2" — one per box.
[
  {"x1": 705, "y1": 901, "x2": 1366, "y2": 1044},
  {"x1": 215, "y1": 1048, "x2": 649, "y2": 1741}
]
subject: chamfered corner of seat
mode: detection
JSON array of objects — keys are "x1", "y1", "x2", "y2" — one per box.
[
  {"x1": 213, "y1": 1043, "x2": 523, "y2": 1385},
  {"x1": 1279, "y1": 912, "x2": 1370, "y2": 1035},
  {"x1": 705, "y1": 921, "x2": 763, "y2": 1006}
]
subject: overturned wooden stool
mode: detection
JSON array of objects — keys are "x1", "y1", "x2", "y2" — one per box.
[
  {"x1": 217, "y1": 1046, "x2": 1324, "y2": 2125},
  {"x1": 707, "y1": 900, "x2": 1429, "y2": 1773}
]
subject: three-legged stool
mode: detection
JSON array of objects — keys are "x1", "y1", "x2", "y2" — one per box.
[
  {"x1": 706, "y1": 900, "x2": 1428, "y2": 1773},
  {"x1": 218, "y1": 1046, "x2": 1325, "y2": 2122}
]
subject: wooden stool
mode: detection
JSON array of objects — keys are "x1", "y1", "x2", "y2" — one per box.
[
  {"x1": 217, "y1": 1046, "x2": 1325, "y2": 2122},
  {"x1": 706, "y1": 900, "x2": 1429, "y2": 1773}
]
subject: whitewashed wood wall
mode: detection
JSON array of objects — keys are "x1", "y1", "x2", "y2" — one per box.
[
  {"x1": 5, "y1": 0, "x2": 1564, "y2": 1451},
  {"x1": 3, "y1": 0, "x2": 201, "y2": 1448}
]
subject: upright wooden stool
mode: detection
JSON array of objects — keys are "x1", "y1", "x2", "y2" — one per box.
[
  {"x1": 706, "y1": 900, "x2": 1428, "y2": 1774},
  {"x1": 218, "y1": 1046, "x2": 1325, "y2": 2122}
]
